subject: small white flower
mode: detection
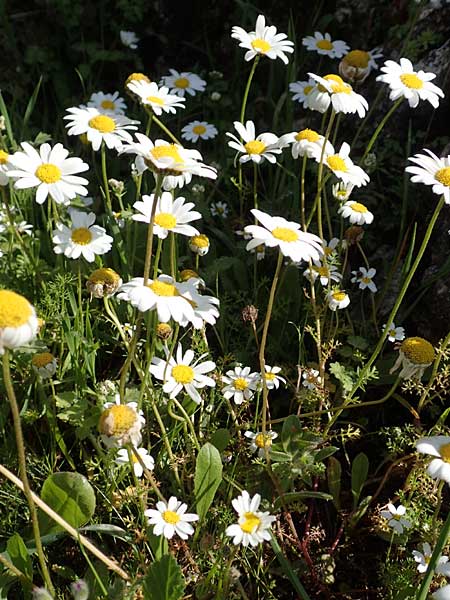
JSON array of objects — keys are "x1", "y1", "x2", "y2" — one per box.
[
  {"x1": 132, "y1": 191, "x2": 201, "y2": 239},
  {"x1": 332, "y1": 181, "x2": 355, "y2": 201},
  {"x1": 120, "y1": 30, "x2": 139, "y2": 49},
  {"x1": 259, "y1": 365, "x2": 286, "y2": 390},
  {"x1": 380, "y1": 503, "x2": 411, "y2": 534},
  {"x1": 323, "y1": 237, "x2": 340, "y2": 258},
  {"x1": 99, "y1": 398, "x2": 145, "y2": 448},
  {"x1": 32, "y1": 352, "x2": 57, "y2": 378},
  {"x1": 64, "y1": 107, "x2": 138, "y2": 151},
  {"x1": 210, "y1": 201, "x2": 229, "y2": 218},
  {"x1": 16, "y1": 221, "x2": 33, "y2": 236},
  {"x1": 351, "y1": 266, "x2": 377, "y2": 293},
  {"x1": 302, "y1": 31, "x2": 349, "y2": 58},
  {"x1": 145, "y1": 496, "x2": 199, "y2": 540},
  {"x1": 225, "y1": 490, "x2": 276, "y2": 546},
  {"x1": 245, "y1": 430, "x2": 278, "y2": 458},
  {"x1": 161, "y1": 69, "x2": 206, "y2": 97},
  {"x1": 222, "y1": 366, "x2": 259, "y2": 405},
  {"x1": 126, "y1": 80, "x2": 186, "y2": 115},
  {"x1": 280, "y1": 128, "x2": 333, "y2": 160},
  {"x1": 87, "y1": 91, "x2": 127, "y2": 115},
  {"x1": 181, "y1": 120, "x2": 218, "y2": 143},
  {"x1": 390, "y1": 337, "x2": 435, "y2": 380},
  {"x1": 227, "y1": 120, "x2": 284, "y2": 165},
  {"x1": 303, "y1": 262, "x2": 342, "y2": 287},
  {"x1": 307, "y1": 73, "x2": 369, "y2": 118},
  {"x1": 406, "y1": 149, "x2": 450, "y2": 205},
  {"x1": 302, "y1": 369, "x2": 322, "y2": 390},
  {"x1": 416, "y1": 436, "x2": 450, "y2": 484},
  {"x1": 52, "y1": 208, "x2": 113, "y2": 262},
  {"x1": 383, "y1": 322, "x2": 405, "y2": 342},
  {"x1": 327, "y1": 289, "x2": 350, "y2": 311},
  {"x1": 412, "y1": 542, "x2": 450, "y2": 575},
  {"x1": 289, "y1": 79, "x2": 316, "y2": 107},
  {"x1": 231, "y1": 14, "x2": 294, "y2": 64},
  {"x1": 321, "y1": 142, "x2": 370, "y2": 188},
  {"x1": 115, "y1": 447, "x2": 155, "y2": 478},
  {"x1": 338, "y1": 200, "x2": 374, "y2": 225}
]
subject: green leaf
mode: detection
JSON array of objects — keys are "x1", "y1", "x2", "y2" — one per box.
[
  {"x1": 0, "y1": 572, "x2": 15, "y2": 600},
  {"x1": 39, "y1": 472, "x2": 96, "y2": 535},
  {"x1": 327, "y1": 457, "x2": 342, "y2": 511},
  {"x1": 281, "y1": 415, "x2": 303, "y2": 453},
  {"x1": 21, "y1": 75, "x2": 43, "y2": 136},
  {"x1": 6, "y1": 533, "x2": 32, "y2": 582},
  {"x1": 269, "y1": 535, "x2": 311, "y2": 600},
  {"x1": 194, "y1": 443, "x2": 222, "y2": 522},
  {"x1": 142, "y1": 554, "x2": 185, "y2": 600},
  {"x1": 329, "y1": 362, "x2": 356, "y2": 394},
  {"x1": 348, "y1": 495, "x2": 372, "y2": 529},
  {"x1": 351, "y1": 453, "x2": 369, "y2": 510},
  {"x1": 210, "y1": 428, "x2": 230, "y2": 452}
]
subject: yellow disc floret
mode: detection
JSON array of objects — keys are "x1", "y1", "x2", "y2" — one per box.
[
  {"x1": 400, "y1": 73, "x2": 423, "y2": 90},
  {"x1": 71, "y1": 227, "x2": 93, "y2": 245},
  {"x1": 190, "y1": 234, "x2": 209, "y2": 249},
  {"x1": 296, "y1": 129, "x2": 320, "y2": 142},
  {"x1": 35, "y1": 163, "x2": 61, "y2": 184},
  {"x1": 244, "y1": 140, "x2": 266, "y2": 155},
  {"x1": 31, "y1": 352, "x2": 54, "y2": 368},
  {"x1": 192, "y1": 124, "x2": 206, "y2": 135},
  {"x1": 240, "y1": 512, "x2": 261, "y2": 533},
  {"x1": 172, "y1": 364, "x2": 195, "y2": 384},
  {"x1": 0, "y1": 290, "x2": 33, "y2": 328},
  {"x1": 88, "y1": 268, "x2": 121, "y2": 287},
  {"x1": 327, "y1": 155, "x2": 348, "y2": 172},
  {"x1": 400, "y1": 337, "x2": 435, "y2": 365},
  {"x1": 155, "y1": 213, "x2": 177, "y2": 229},
  {"x1": 101, "y1": 100, "x2": 116, "y2": 110},
  {"x1": 324, "y1": 74, "x2": 352, "y2": 94},
  {"x1": 149, "y1": 281, "x2": 178, "y2": 297},
  {"x1": 350, "y1": 202, "x2": 368, "y2": 213},
  {"x1": 150, "y1": 145, "x2": 183, "y2": 163},
  {"x1": 174, "y1": 77, "x2": 189, "y2": 89},
  {"x1": 316, "y1": 39, "x2": 333, "y2": 51},
  {"x1": 147, "y1": 96, "x2": 165, "y2": 106},
  {"x1": 332, "y1": 291, "x2": 347, "y2": 302},
  {"x1": 435, "y1": 167, "x2": 450, "y2": 187},
  {"x1": 0, "y1": 150, "x2": 9, "y2": 164},
  {"x1": 255, "y1": 433, "x2": 273, "y2": 449},
  {"x1": 99, "y1": 404, "x2": 137, "y2": 436},
  {"x1": 272, "y1": 227, "x2": 299, "y2": 242},
  {"x1": 344, "y1": 50, "x2": 370, "y2": 69},
  {"x1": 251, "y1": 39, "x2": 271, "y2": 53},
  {"x1": 234, "y1": 377, "x2": 248, "y2": 391},
  {"x1": 126, "y1": 73, "x2": 151, "y2": 86},
  {"x1": 89, "y1": 115, "x2": 116, "y2": 133},
  {"x1": 163, "y1": 510, "x2": 180, "y2": 524}
]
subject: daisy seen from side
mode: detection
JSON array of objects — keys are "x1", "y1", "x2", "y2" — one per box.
[
  {"x1": 32, "y1": 352, "x2": 57, "y2": 379},
  {"x1": 87, "y1": 91, "x2": 127, "y2": 115},
  {"x1": 289, "y1": 78, "x2": 316, "y2": 107},
  {"x1": 327, "y1": 289, "x2": 350, "y2": 311},
  {"x1": 160, "y1": 69, "x2": 206, "y2": 97},
  {"x1": 406, "y1": 149, "x2": 450, "y2": 204},
  {"x1": 231, "y1": 14, "x2": 294, "y2": 65},
  {"x1": 307, "y1": 73, "x2": 369, "y2": 118},
  {"x1": 126, "y1": 80, "x2": 185, "y2": 115},
  {"x1": 225, "y1": 490, "x2": 276, "y2": 547},
  {"x1": 98, "y1": 399, "x2": 145, "y2": 448},
  {"x1": 52, "y1": 208, "x2": 113, "y2": 262},
  {"x1": 338, "y1": 200, "x2": 374, "y2": 225},
  {"x1": 0, "y1": 150, "x2": 12, "y2": 186},
  {"x1": 132, "y1": 191, "x2": 201, "y2": 239},
  {"x1": 280, "y1": 128, "x2": 333, "y2": 160},
  {"x1": 390, "y1": 336, "x2": 435, "y2": 379},
  {"x1": 339, "y1": 48, "x2": 383, "y2": 82},
  {"x1": 64, "y1": 107, "x2": 138, "y2": 151},
  {"x1": 302, "y1": 31, "x2": 349, "y2": 58},
  {"x1": 0, "y1": 290, "x2": 39, "y2": 354},
  {"x1": 145, "y1": 496, "x2": 199, "y2": 540},
  {"x1": 416, "y1": 436, "x2": 450, "y2": 484},
  {"x1": 115, "y1": 447, "x2": 154, "y2": 478}
]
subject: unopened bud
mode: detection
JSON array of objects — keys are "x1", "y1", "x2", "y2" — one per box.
[
  {"x1": 156, "y1": 323, "x2": 172, "y2": 340},
  {"x1": 344, "y1": 226, "x2": 364, "y2": 245},
  {"x1": 70, "y1": 579, "x2": 89, "y2": 600},
  {"x1": 87, "y1": 268, "x2": 122, "y2": 298},
  {"x1": 108, "y1": 178, "x2": 124, "y2": 194}
]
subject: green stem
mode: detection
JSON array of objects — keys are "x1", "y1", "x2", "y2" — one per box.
[
  {"x1": 360, "y1": 98, "x2": 403, "y2": 164},
  {"x1": 169, "y1": 231, "x2": 176, "y2": 279},
  {"x1": 315, "y1": 109, "x2": 336, "y2": 240},
  {"x1": 143, "y1": 174, "x2": 164, "y2": 285},
  {"x1": 171, "y1": 398, "x2": 201, "y2": 452},
  {"x1": 153, "y1": 237, "x2": 163, "y2": 280},
  {"x1": 100, "y1": 143, "x2": 112, "y2": 214},
  {"x1": 300, "y1": 155, "x2": 307, "y2": 231},
  {"x1": 77, "y1": 262, "x2": 84, "y2": 335},
  {"x1": 1, "y1": 187, "x2": 37, "y2": 269},
  {"x1": 152, "y1": 115, "x2": 182, "y2": 146},
  {"x1": 416, "y1": 509, "x2": 450, "y2": 600},
  {"x1": 240, "y1": 55, "x2": 260, "y2": 124}
]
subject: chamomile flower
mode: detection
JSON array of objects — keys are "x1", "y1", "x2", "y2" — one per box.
[
  {"x1": 245, "y1": 430, "x2": 278, "y2": 458},
  {"x1": 0, "y1": 150, "x2": 11, "y2": 185},
  {"x1": 244, "y1": 209, "x2": 324, "y2": 264},
  {"x1": 351, "y1": 266, "x2": 377, "y2": 292},
  {"x1": 87, "y1": 91, "x2": 127, "y2": 115},
  {"x1": 259, "y1": 365, "x2": 286, "y2": 390},
  {"x1": 376, "y1": 58, "x2": 444, "y2": 108},
  {"x1": 115, "y1": 447, "x2": 155, "y2": 478},
  {"x1": 222, "y1": 366, "x2": 259, "y2": 405},
  {"x1": 150, "y1": 344, "x2": 215, "y2": 404},
  {"x1": 52, "y1": 209, "x2": 113, "y2": 262},
  {"x1": 332, "y1": 181, "x2": 355, "y2": 201},
  {"x1": 390, "y1": 336, "x2": 435, "y2": 380},
  {"x1": 327, "y1": 289, "x2": 350, "y2": 311},
  {"x1": 302, "y1": 31, "x2": 349, "y2": 58},
  {"x1": 323, "y1": 237, "x2": 340, "y2": 257},
  {"x1": 307, "y1": 74, "x2": 369, "y2": 118},
  {"x1": 281, "y1": 128, "x2": 333, "y2": 160},
  {"x1": 289, "y1": 78, "x2": 316, "y2": 107},
  {"x1": 225, "y1": 490, "x2": 276, "y2": 547},
  {"x1": 416, "y1": 436, "x2": 450, "y2": 484},
  {"x1": 126, "y1": 80, "x2": 185, "y2": 115},
  {"x1": 406, "y1": 149, "x2": 450, "y2": 204},
  {"x1": 189, "y1": 234, "x2": 210, "y2": 256},
  {"x1": 145, "y1": 497, "x2": 199, "y2": 540},
  {"x1": 64, "y1": 107, "x2": 138, "y2": 151},
  {"x1": 381, "y1": 503, "x2": 411, "y2": 534},
  {"x1": 16, "y1": 221, "x2": 33, "y2": 236},
  {"x1": 7, "y1": 142, "x2": 89, "y2": 206},
  {"x1": 98, "y1": 399, "x2": 145, "y2": 448},
  {"x1": 132, "y1": 191, "x2": 201, "y2": 239},
  {"x1": 338, "y1": 200, "x2": 374, "y2": 225},
  {"x1": 302, "y1": 368, "x2": 322, "y2": 390},
  {"x1": 339, "y1": 48, "x2": 383, "y2": 82},
  {"x1": 321, "y1": 143, "x2": 370, "y2": 187},
  {"x1": 32, "y1": 352, "x2": 57, "y2": 378},
  {"x1": 161, "y1": 69, "x2": 206, "y2": 97},
  {"x1": 0, "y1": 290, "x2": 39, "y2": 354},
  {"x1": 231, "y1": 14, "x2": 294, "y2": 65},
  {"x1": 120, "y1": 30, "x2": 139, "y2": 49},
  {"x1": 226, "y1": 121, "x2": 284, "y2": 165},
  {"x1": 303, "y1": 262, "x2": 342, "y2": 286},
  {"x1": 412, "y1": 542, "x2": 450, "y2": 575},
  {"x1": 210, "y1": 201, "x2": 229, "y2": 218},
  {"x1": 181, "y1": 121, "x2": 218, "y2": 143},
  {"x1": 383, "y1": 322, "x2": 406, "y2": 343}
]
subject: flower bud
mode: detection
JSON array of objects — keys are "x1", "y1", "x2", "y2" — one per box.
[
  {"x1": 156, "y1": 322, "x2": 172, "y2": 340},
  {"x1": 189, "y1": 234, "x2": 210, "y2": 256},
  {"x1": 86, "y1": 268, "x2": 122, "y2": 298}
]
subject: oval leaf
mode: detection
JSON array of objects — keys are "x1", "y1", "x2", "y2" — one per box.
[
  {"x1": 351, "y1": 453, "x2": 369, "y2": 510},
  {"x1": 6, "y1": 533, "x2": 32, "y2": 582},
  {"x1": 143, "y1": 554, "x2": 185, "y2": 600},
  {"x1": 194, "y1": 443, "x2": 222, "y2": 522}
]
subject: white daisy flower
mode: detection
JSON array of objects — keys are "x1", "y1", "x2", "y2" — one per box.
[
  {"x1": 321, "y1": 143, "x2": 370, "y2": 188},
  {"x1": 222, "y1": 365, "x2": 259, "y2": 405},
  {"x1": 64, "y1": 107, "x2": 138, "y2": 151},
  {"x1": 150, "y1": 343, "x2": 215, "y2": 404},
  {"x1": 16, "y1": 221, "x2": 33, "y2": 236},
  {"x1": 338, "y1": 200, "x2": 374, "y2": 225},
  {"x1": 0, "y1": 149, "x2": 12, "y2": 186},
  {"x1": 160, "y1": 69, "x2": 206, "y2": 97},
  {"x1": 302, "y1": 368, "x2": 322, "y2": 390},
  {"x1": 412, "y1": 542, "x2": 450, "y2": 575},
  {"x1": 289, "y1": 79, "x2": 316, "y2": 107},
  {"x1": 302, "y1": 31, "x2": 349, "y2": 58},
  {"x1": 0, "y1": 290, "x2": 39, "y2": 354},
  {"x1": 87, "y1": 91, "x2": 127, "y2": 115},
  {"x1": 303, "y1": 262, "x2": 342, "y2": 286},
  {"x1": 416, "y1": 436, "x2": 450, "y2": 484},
  {"x1": 245, "y1": 430, "x2": 278, "y2": 458},
  {"x1": 376, "y1": 58, "x2": 444, "y2": 108},
  {"x1": 132, "y1": 191, "x2": 201, "y2": 239},
  {"x1": 339, "y1": 48, "x2": 383, "y2": 82},
  {"x1": 210, "y1": 201, "x2": 229, "y2": 218},
  {"x1": 31, "y1": 352, "x2": 57, "y2": 379},
  {"x1": 390, "y1": 336, "x2": 435, "y2": 380},
  {"x1": 181, "y1": 121, "x2": 218, "y2": 143},
  {"x1": 52, "y1": 208, "x2": 113, "y2": 262},
  {"x1": 332, "y1": 181, "x2": 355, "y2": 201},
  {"x1": 327, "y1": 289, "x2": 350, "y2": 311},
  {"x1": 120, "y1": 30, "x2": 139, "y2": 49},
  {"x1": 115, "y1": 447, "x2": 155, "y2": 478},
  {"x1": 120, "y1": 134, "x2": 217, "y2": 190},
  {"x1": 189, "y1": 233, "x2": 210, "y2": 256},
  {"x1": 227, "y1": 120, "x2": 284, "y2": 165},
  {"x1": 225, "y1": 490, "x2": 276, "y2": 546},
  {"x1": 231, "y1": 14, "x2": 294, "y2": 65},
  {"x1": 145, "y1": 496, "x2": 199, "y2": 540},
  {"x1": 380, "y1": 503, "x2": 411, "y2": 534},
  {"x1": 6, "y1": 142, "x2": 89, "y2": 206},
  {"x1": 244, "y1": 209, "x2": 324, "y2": 264},
  {"x1": 323, "y1": 237, "x2": 340, "y2": 257},
  {"x1": 126, "y1": 80, "x2": 186, "y2": 115},
  {"x1": 259, "y1": 365, "x2": 286, "y2": 390},
  {"x1": 406, "y1": 149, "x2": 450, "y2": 204},
  {"x1": 351, "y1": 266, "x2": 377, "y2": 293},
  {"x1": 383, "y1": 322, "x2": 406, "y2": 342},
  {"x1": 98, "y1": 398, "x2": 145, "y2": 448},
  {"x1": 280, "y1": 128, "x2": 334, "y2": 160},
  {"x1": 434, "y1": 586, "x2": 450, "y2": 600},
  {"x1": 307, "y1": 73, "x2": 369, "y2": 118}
]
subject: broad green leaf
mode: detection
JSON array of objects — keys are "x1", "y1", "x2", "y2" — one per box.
[
  {"x1": 142, "y1": 554, "x2": 185, "y2": 600},
  {"x1": 281, "y1": 415, "x2": 302, "y2": 453},
  {"x1": 6, "y1": 533, "x2": 32, "y2": 582},
  {"x1": 210, "y1": 428, "x2": 230, "y2": 452},
  {"x1": 39, "y1": 472, "x2": 96, "y2": 535},
  {"x1": 348, "y1": 495, "x2": 372, "y2": 529},
  {"x1": 351, "y1": 453, "x2": 369, "y2": 509},
  {"x1": 270, "y1": 535, "x2": 311, "y2": 600},
  {"x1": 327, "y1": 457, "x2": 342, "y2": 511},
  {"x1": 194, "y1": 443, "x2": 222, "y2": 522}
]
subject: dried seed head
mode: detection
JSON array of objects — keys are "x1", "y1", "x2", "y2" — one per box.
[{"x1": 242, "y1": 305, "x2": 258, "y2": 323}]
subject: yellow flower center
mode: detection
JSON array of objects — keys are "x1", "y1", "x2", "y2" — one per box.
[
  {"x1": 439, "y1": 443, "x2": 450, "y2": 463},
  {"x1": 32, "y1": 352, "x2": 54, "y2": 368},
  {"x1": 151, "y1": 145, "x2": 184, "y2": 163},
  {"x1": 190, "y1": 234, "x2": 209, "y2": 248},
  {"x1": 88, "y1": 268, "x2": 121, "y2": 286},
  {"x1": 400, "y1": 73, "x2": 423, "y2": 90},
  {"x1": 265, "y1": 372, "x2": 275, "y2": 380},
  {"x1": 304, "y1": 85, "x2": 313, "y2": 95},
  {"x1": 344, "y1": 50, "x2": 370, "y2": 69},
  {"x1": 435, "y1": 167, "x2": 450, "y2": 187},
  {"x1": 0, "y1": 290, "x2": 32, "y2": 328},
  {"x1": 163, "y1": 510, "x2": 180, "y2": 524},
  {"x1": 35, "y1": 163, "x2": 61, "y2": 184},
  {"x1": 101, "y1": 99, "x2": 116, "y2": 110},
  {"x1": 99, "y1": 405, "x2": 137, "y2": 436},
  {"x1": 400, "y1": 337, "x2": 435, "y2": 364},
  {"x1": 71, "y1": 227, "x2": 93, "y2": 245},
  {"x1": 149, "y1": 280, "x2": 179, "y2": 297},
  {"x1": 155, "y1": 213, "x2": 177, "y2": 229},
  {"x1": 255, "y1": 433, "x2": 273, "y2": 448},
  {"x1": 174, "y1": 77, "x2": 189, "y2": 89},
  {"x1": 172, "y1": 364, "x2": 195, "y2": 384},
  {"x1": 324, "y1": 247, "x2": 333, "y2": 256},
  {"x1": 324, "y1": 74, "x2": 352, "y2": 94},
  {"x1": 389, "y1": 329, "x2": 396, "y2": 337},
  {"x1": 251, "y1": 38, "x2": 271, "y2": 53},
  {"x1": 350, "y1": 202, "x2": 368, "y2": 213},
  {"x1": 192, "y1": 124, "x2": 207, "y2": 135},
  {"x1": 332, "y1": 291, "x2": 346, "y2": 302},
  {"x1": 147, "y1": 95, "x2": 165, "y2": 106},
  {"x1": 0, "y1": 150, "x2": 9, "y2": 164},
  {"x1": 234, "y1": 377, "x2": 248, "y2": 391},
  {"x1": 126, "y1": 73, "x2": 150, "y2": 85},
  {"x1": 89, "y1": 115, "x2": 116, "y2": 133},
  {"x1": 244, "y1": 140, "x2": 266, "y2": 155},
  {"x1": 180, "y1": 269, "x2": 198, "y2": 281},
  {"x1": 316, "y1": 39, "x2": 333, "y2": 50},
  {"x1": 362, "y1": 276, "x2": 371, "y2": 284},
  {"x1": 240, "y1": 512, "x2": 261, "y2": 533},
  {"x1": 295, "y1": 129, "x2": 320, "y2": 142},
  {"x1": 315, "y1": 266, "x2": 330, "y2": 277},
  {"x1": 272, "y1": 227, "x2": 299, "y2": 242},
  {"x1": 327, "y1": 155, "x2": 348, "y2": 172}
]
